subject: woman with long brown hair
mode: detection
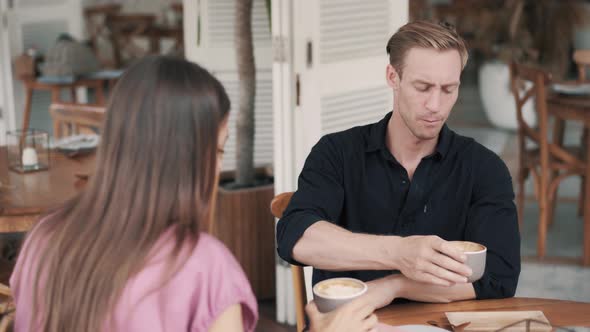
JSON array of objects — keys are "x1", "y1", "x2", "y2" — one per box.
[
  {"x1": 10, "y1": 55, "x2": 380, "y2": 332},
  {"x1": 10, "y1": 56, "x2": 257, "y2": 331}
]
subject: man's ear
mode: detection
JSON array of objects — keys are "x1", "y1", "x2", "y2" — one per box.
[{"x1": 386, "y1": 64, "x2": 400, "y2": 90}]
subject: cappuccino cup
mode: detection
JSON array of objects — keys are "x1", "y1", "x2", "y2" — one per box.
[
  {"x1": 449, "y1": 241, "x2": 487, "y2": 283},
  {"x1": 312, "y1": 277, "x2": 367, "y2": 313}
]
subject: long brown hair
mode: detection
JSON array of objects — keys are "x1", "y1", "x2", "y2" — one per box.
[{"x1": 18, "y1": 56, "x2": 230, "y2": 331}]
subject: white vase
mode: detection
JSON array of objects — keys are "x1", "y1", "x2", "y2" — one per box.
[{"x1": 478, "y1": 61, "x2": 536, "y2": 130}]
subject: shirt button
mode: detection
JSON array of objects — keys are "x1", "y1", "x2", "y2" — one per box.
[{"x1": 401, "y1": 180, "x2": 407, "y2": 185}]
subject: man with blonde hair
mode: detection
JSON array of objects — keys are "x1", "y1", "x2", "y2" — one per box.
[{"x1": 277, "y1": 21, "x2": 520, "y2": 307}]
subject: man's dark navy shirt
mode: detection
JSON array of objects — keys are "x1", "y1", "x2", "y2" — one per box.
[{"x1": 276, "y1": 112, "x2": 520, "y2": 299}]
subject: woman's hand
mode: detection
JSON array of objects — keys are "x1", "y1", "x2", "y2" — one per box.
[{"x1": 306, "y1": 295, "x2": 378, "y2": 332}]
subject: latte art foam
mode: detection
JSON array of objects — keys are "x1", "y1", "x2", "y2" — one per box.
[
  {"x1": 316, "y1": 281, "x2": 363, "y2": 297},
  {"x1": 452, "y1": 241, "x2": 485, "y2": 252}
]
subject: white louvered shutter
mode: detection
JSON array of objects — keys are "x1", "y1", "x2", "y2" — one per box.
[
  {"x1": 271, "y1": 0, "x2": 409, "y2": 322},
  {"x1": 184, "y1": 0, "x2": 273, "y2": 172},
  {"x1": 294, "y1": 0, "x2": 408, "y2": 172}
]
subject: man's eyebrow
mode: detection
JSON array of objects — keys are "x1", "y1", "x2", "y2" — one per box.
[
  {"x1": 412, "y1": 79, "x2": 460, "y2": 88},
  {"x1": 412, "y1": 79, "x2": 433, "y2": 85}
]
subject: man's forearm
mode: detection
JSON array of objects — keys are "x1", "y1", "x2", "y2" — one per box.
[
  {"x1": 396, "y1": 276, "x2": 476, "y2": 303},
  {"x1": 363, "y1": 274, "x2": 474, "y2": 309},
  {"x1": 292, "y1": 221, "x2": 399, "y2": 271}
]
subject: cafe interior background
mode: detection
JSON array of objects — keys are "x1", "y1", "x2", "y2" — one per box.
[{"x1": 0, "y1": 0, "x2": 589, "y2": 331}]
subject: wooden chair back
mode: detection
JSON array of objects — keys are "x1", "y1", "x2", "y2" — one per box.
[
  {"x1": 573, "y1": 49, "x2": 590, "y2": 82},
  {"x1": 510, "y1": 62, "x2": 588, "y2": 257},
  {"x1": 49, "y1": 102, "x2": 106, "y2": 139},
  {"x1": 509, "y1": 62, "x2": 552, "y2": 150},
  {"x1": 270, "y1": 192, "x2": 307, "y2": 332},
  {"x1": 510, "y1": 63, "x2": 586, "y2": 172}
]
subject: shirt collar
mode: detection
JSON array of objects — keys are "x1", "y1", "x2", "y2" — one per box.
[
  {"x1": 365, "y1": 112, "x2": 392, "y2": 153},
  {"x1": 365, "y1": 111, "x2": 452, "y2": 159},
  {"x1": 436, "y1": 124, "x2": 451, "y2": 158}
]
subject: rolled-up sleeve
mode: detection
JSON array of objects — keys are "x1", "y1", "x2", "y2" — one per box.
[
  {"x1": 276, "y1": 136, "x2": 345, "y2": 265},
  {"x1": 466, "y1": 149, "x2": 521, "y2": 299}
]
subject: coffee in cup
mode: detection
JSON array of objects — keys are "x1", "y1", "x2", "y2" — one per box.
[
  {"x1": 312, "y1": 277, "x2": 367, "y2": 313},
  {"x1": 449, "y1": 241, "x2": 487, "y2": 283}
]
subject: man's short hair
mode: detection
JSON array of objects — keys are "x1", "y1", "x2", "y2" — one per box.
[{"x1": 386, "y1": 20, "x2": 468, "y2": 78}]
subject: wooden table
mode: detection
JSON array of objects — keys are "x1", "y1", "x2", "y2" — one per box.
[
  {"x1": 377, "y1": 297, "x2": 590, "y2": 328},
  {"x1": 0, "y1": 146, "x2": 95, "y2": 233},
  {"x1": 547, "y1": 92, "x2": 590, "y2": 266}
]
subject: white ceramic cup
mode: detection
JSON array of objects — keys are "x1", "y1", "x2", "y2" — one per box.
[
  {"x1": 449, "y1": 241, "x2": 487, "y2": 283},
  {"x1": 312, "y1": 277, "x2": 367, "y2": 313}
]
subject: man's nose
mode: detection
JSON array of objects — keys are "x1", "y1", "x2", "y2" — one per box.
[{"x1": 425, "y1": 89, "x2": 441, "y2": 112}]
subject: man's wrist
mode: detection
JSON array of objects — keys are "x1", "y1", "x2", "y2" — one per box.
[
  {"x1": 376, "y1": 235, "x2": 402, "y2": 270},
  {"x1": 366, "y1": 273, "x2": 403, "y2": 308},
  {"x1": 390, "y1": 274, "x2": 406, "y2": 298}
]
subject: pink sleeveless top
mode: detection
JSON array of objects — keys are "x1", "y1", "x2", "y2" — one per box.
[{"x1": 10, "y1": 230, "x2": 258, "y2": 331}]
